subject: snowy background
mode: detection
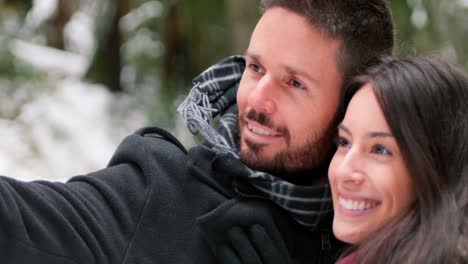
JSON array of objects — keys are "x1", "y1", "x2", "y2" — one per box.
[{"x1": 0, "y1": 0, "x2": 192, "y2": 181}]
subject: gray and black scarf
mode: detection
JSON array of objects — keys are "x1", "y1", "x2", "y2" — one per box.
[{"x1": 178, "y1": 55, "x2": 333, "y2": 230}]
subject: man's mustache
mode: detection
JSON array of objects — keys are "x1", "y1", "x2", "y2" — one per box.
[
  {"x1": 246, "y1": 109, "x2": 274, "y2": 128},
  {"x1": 242, "y1": 109, "x2": 290, "y2": 141}
]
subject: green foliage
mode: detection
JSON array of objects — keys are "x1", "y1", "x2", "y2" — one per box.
[
  {"x1": 182, "y1": 0, "x2": 230, "y2": 76},
  {"x1": 391, "y1": 0, "x2": 467, "y2": 69}
]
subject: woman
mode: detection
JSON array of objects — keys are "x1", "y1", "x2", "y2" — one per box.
[
  {"x1": 215, "y1": 56, "x2": 468, "y2": 264},
  {"x1": 330, "y1": 56, "x2": 468, "y2": 263}
]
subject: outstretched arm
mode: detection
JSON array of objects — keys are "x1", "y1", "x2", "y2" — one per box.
[{"x1": 0, "y1": 128, "x2": 181, "y2": 264}]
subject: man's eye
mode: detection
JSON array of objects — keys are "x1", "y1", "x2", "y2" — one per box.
[
  {"x1": 289, "y1": 79, "x2": 305, "y2": 89},
  {"x1": 250, "y1": 64, "x2": 261, "y2": 73},
  {"x1": 371, "y1": 144, "x2": 392, "y2": 156}
]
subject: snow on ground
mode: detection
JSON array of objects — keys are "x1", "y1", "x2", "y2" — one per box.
[
  {"x1": 461, "y1": 0, "x2": 468, "y2": 8},
  {"x1": 0, "y1": 0, "x2": 192, "y2": 182},
  {"x1": 0, "y1": 78, "x2": 144, "y2": 182},
  {"x1": 1, "y1": 34, "x2": 145, "y2": 182},
  {"x1": 10, "y1": 39, "x2": 88, "y2": 77}
]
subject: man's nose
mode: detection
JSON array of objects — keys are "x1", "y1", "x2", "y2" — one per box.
[{"x1": 247, "y1": 74, "x2": 277, "y2": 114}]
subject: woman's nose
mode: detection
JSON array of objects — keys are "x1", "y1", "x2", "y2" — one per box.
[{"x1": 334, "y1": 149, "x2": 366, "y2": 186}]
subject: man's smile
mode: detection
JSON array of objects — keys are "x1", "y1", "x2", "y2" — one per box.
[
  {"x1": 242, "y1": 119, "x2": 283, "y2": 145},
  {"x1": 247, "y1": 122, "x2": 273, "y2": 136}
]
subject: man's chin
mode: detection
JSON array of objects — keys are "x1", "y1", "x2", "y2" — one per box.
[
  {"x1": 239, "y1": 151, "x2": 271, "y2": 172},
  {"x1": 239, "y1": 146, "x2": 288, "y2": 174},
  {"x1": 238, "y1": 139, "x2": 333, "y2": 176},
  {"x1": 239, "y1": 144, "x2": 267, "y2": 167}
]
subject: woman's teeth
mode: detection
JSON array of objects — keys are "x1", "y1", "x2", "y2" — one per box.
[{"x1": 339, "y1": 196, "x2": 378, "y2": 211}]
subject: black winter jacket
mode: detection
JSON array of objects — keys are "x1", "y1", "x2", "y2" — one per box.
[{"x1": 0, "y1": 127, "x2": 343, "y2": 264}]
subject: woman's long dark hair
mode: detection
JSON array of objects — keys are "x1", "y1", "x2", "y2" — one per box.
[{"x1": 342, "y1": 56, "x2": 468, "y2": 263}]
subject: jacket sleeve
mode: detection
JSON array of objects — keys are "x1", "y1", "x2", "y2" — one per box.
[{"x1": 0, "y1": 128, "x2": 185, "y2": 264}]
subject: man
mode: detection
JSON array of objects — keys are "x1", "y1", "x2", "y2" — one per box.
[{"x1": 0, "y1": 1, "x2": 394, "y2": 263}]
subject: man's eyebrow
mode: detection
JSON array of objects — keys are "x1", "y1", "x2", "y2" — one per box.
[
  {"x1": 244, "y1": 50, "x2": 260, "y2": 62},
  {"x1": 245, "y1": 51, "x2": 318, "y2": 84},
  {"x1": 283, "y1": 65, "x2": 318, "y2": 84}
]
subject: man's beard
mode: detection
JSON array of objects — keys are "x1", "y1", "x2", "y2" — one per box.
[{"x1": 238, "y1": 109, "x2": 337, "y2": 176}]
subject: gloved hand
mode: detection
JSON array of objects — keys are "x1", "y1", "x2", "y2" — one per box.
[{"x1": 215, "y1": 224, "x2": 292, "y2": 264}]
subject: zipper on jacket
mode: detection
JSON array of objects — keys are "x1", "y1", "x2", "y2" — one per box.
[{"x1": 321, "y1": 228, "x2": 331, "y2": 250}]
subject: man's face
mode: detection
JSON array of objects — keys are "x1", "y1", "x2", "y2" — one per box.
[{"x1": 237, "y1": 7, "x2": 342, "y2": 174}]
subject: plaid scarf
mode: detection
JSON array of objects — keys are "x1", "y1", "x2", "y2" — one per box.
[{"x1": 178, "y1": 55, "x2": 333, "y2": 230}]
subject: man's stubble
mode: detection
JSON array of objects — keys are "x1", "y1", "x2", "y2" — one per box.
[{"x1": 238, "y1": 109, "x2": 338, "y2": 176}]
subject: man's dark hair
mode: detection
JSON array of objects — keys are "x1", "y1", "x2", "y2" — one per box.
[{"x1": 260, "y1": 0, "x2": 395, "y2": 86}]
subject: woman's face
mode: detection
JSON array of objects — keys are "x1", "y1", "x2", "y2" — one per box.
[{"x1": 328, "y1": 84, "x2": 416, "y2": 244}]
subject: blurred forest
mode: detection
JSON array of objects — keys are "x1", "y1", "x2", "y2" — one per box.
[{"x1": 0, "y1": 0, "x2": 466, "y2": 180}]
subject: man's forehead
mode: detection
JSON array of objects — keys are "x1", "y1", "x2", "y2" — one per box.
[{"x1": 245, "y1": 18, "x2": 342, "y2": 81}]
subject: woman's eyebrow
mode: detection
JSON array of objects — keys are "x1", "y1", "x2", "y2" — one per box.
[
  {"x1": 338, "y1": 124, "x2": 351, "y2": 135},
  {"x1": 338, "y1": 124, "x2": 393, "y2": 138},
  {"x1": 368, "y1": 131, "x2": 393, "y2": 138}
]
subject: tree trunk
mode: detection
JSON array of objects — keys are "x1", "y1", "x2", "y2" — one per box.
[
  {"x1": 85, "y1": 0, "x2": 130, "y2": 92},
  {"x1": 163, "y1": 0, "x2": 189, "y2": 84},
  {"x1": 226, "y1": 0, "x2": 259, "y2": 55},
  {"x1": 46, "y1": 0, "x2": 76, "y2": 50}
]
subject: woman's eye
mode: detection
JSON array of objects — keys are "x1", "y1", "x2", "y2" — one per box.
[
  {"x1": 336, "y1": 136, "x2": 351, "y2": 148},
  {"x1": 289, "y1": 79, "x2": 305, "y2": 89},
  {"x1": 372, "y1": 144, "x2": 393, "y2": 156}
]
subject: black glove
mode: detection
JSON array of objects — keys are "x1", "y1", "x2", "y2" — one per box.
[{"x1": 216, "y1": 224, "x2": 291, "y2": 264}]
